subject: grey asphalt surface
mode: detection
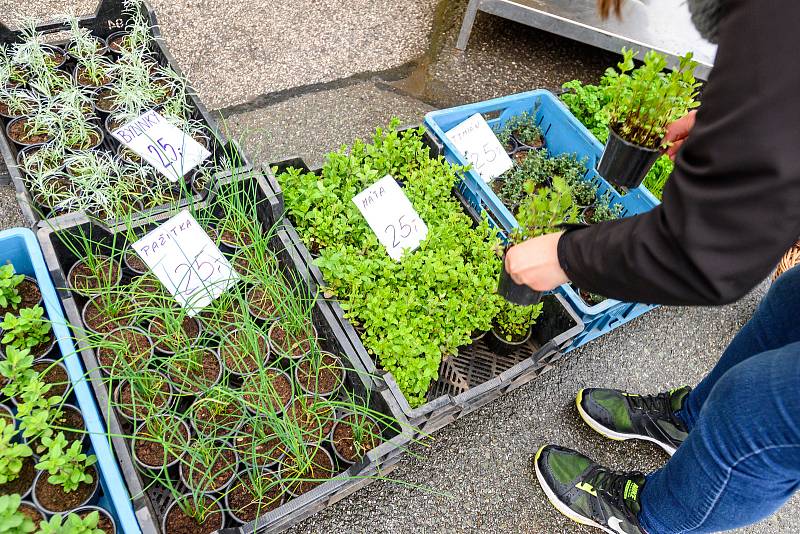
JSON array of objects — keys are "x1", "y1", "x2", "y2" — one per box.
[{"x1": 2, "y1": 0, "x2": 799, "y2": 532}]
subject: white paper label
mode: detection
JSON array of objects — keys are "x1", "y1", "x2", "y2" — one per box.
[
  {"x1": 352, "y1": 175, "x2": 428, "y2": 261},
  {"x1": 111, "y1": 110, "x2": 211, "y2": 182},
  {"x1": 445, "y1": 113, "x2": 513, "y2": 183},
  {"x1": 132, "y1": 210, "x2": 239, "y2": 315}
]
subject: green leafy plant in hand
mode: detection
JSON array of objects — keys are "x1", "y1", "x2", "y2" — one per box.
[
  {"x1": 494, "y1": 299, "x2": 543, "y2": 342},
  {"x1": 602, "y1": 48, "x2": 700, "y2": 149},
  {"x1": 35, "y1": 432, "x2": 96, "y2": 493},
  {"x1": 1, "y1": 306, "x2": 51, "y2": 351},
  {"x1": 277, "y1": 122, "x2": 503, "y2": 406},
  {"x1": 0, "y1": 494, "x2": 35, "y2": 534},
  {"x1": 0, "y1": 419, "x2": 32, "y2": 485},
  {"x1": 0, "y1": 264, "x2": 24, "y2": 310},
  {"x1": 36, "y1": 511, "x2": 103, "y2": 534},
  {"x1": 511, "y1": 175, "x2": 579, "y2": 244}
]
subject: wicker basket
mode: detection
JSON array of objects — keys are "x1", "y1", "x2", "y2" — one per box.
[{"x1": 773, "y1": 240, "x2": 800, "y2": 280}]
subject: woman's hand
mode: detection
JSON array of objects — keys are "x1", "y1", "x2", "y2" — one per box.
[
  {"x1": 505, "y1": 232, "x2": 569, "y2": 291},
  {"x1": 663, "y1": 110, "x2": 697, "y2": 161}
]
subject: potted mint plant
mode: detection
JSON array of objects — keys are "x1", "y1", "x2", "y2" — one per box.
[
  {"x1": 598, "y1": 49, "x2": 700, "y2": 188},
  {"x1": 499, "y1": 176, "x2": 579, "y2": 305}
]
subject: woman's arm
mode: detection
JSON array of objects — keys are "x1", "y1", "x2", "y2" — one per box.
[{"x1": 547, "y1": 0, "x2": 800, "y2": 306}]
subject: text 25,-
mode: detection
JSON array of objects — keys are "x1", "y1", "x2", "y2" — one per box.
[
  {"x1": 465, "y1": 143, "x2": 499, "y2": 173},
  {"x1": 385, "y1": 215, "x2": 421, "y2": 248},
  {"x1": 166, "y1": 255, "x2": 232, "y2": 296},
  {"x1": 148, "y1": 138, "x2": 184, "y2": 169}
]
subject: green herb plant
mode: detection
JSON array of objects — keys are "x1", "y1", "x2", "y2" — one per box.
[
  {"x1": 0, "y1": 494, "x2": 35, "y2": 534},
  {"x1": 35, "y1": 432, "x2": 96, "y2": 492},
  {"x1": 37, "y1": 511, "x2": 104, "y2": 534},
  {"x1": 494, "y1": 299, "x2": 544, "y2": 342},
  {"x1": 0, "y1": 306, "x2": 51, "y2": 351},
  {"x1": 0, "y1": 264, "x2": 24, "y2": 310},
  {"x1": 510, "y1": 176, "x2": 579, "y2": 244},
  {"x1": 0, "y1": 419, "x2": 33, "y2": 485}
]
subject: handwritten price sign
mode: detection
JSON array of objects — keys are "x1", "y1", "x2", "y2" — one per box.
[
  {"x1": 111, "y1": 110, "x2": 210, "y2": 182},
  {"x1": 132, "y1": 210, "x2": 239, "y2": 315},
  {"x1": 353, "y1": 175, "x2": 428, "y2": 261},
  {"x1": 445, "y1": 113, "x2": 513, "y2": 183}
]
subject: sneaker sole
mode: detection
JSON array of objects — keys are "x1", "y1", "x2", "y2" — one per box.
[
  {"x1": 575, "y1": 389, "x2": 677, "y2": 456},
  {"x1": 533, "y1": 445, "x2": 619, "y2": 534}
]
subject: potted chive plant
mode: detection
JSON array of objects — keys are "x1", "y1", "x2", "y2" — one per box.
[
  {"x1": 598, "y1": 48, "x2": 700, "y2": 188},
  {"x1": 499, "y1": 176, "x2": 579, "y2": 305}
]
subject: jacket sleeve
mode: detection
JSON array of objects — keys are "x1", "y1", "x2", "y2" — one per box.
[{"x1": 557, "y1": 0, "x2": 800, "y2": 306}]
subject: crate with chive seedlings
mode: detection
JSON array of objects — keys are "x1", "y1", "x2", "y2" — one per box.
[
  {"x1": 0, "y1": 0, "x2": 251, "y2": 228},
  {"x1": 36, "y1": 169, "x2": 413, "y2": 534}
]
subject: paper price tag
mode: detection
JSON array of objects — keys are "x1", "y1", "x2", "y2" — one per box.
[
  {"x1": 132, "y1": 210, "x2": 239, "y2": 315},
  {"x1": 111, "y1": 110, "x2": 211, "y2": 182},
  {"x1": 353, "y1": 175, "x2": 428, "y2": 261},
  {"x1": 445, "y1": 113, "x2": 513, "y2": 183}
]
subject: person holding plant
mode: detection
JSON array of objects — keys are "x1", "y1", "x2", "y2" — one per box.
[{"x1": 506, "y1": 1, "x2": 800, "y2": 533}]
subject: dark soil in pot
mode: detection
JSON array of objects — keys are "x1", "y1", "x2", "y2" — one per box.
[
  {"x1": 32, "y1": 360, "x2": 69, "y2": 400},
  {"x1": 7, "y1": 117, "x2": 53, "y2": 146},
  {"x1": 67, "y1": 257, "x2": 122, "y2": 296},
  {"x1": 490, "y1": 178, "x2": 505, "y2": 196},
  {"x1": 114, "y1": 378, "x2": 172, "y2": 423},
  {"x1": 76, "y1": 506, "x2": 116, "y2": 534},
  {"x1": 123, "y1": 249, "x2": 147, "y2": 275},
  {"x1": 147, "y1": 316, "x2": 201, "y2": 355},
  {"x1": 233, "y1": 421, "x2": 281, "y2": 468},
  {"x1": 219, "y1": 329, "x2": 269, "y2": 376},
  {"x1": 74, "y1": 66, "x2": 111, "y2": 88},
  {"x1": 18, "y1": 501, "x2": 44, "y2": 529},
  {"x1": 82, "y1": 294, "x2": 135, "y2": 335},
  {"x1": 268, "y1": 322, "x2": 315, "y2": 359},
  {"x1": 512, "y1": 149, "x2": 529, "y2": 164},
  {"x1": 246, "y1": 286, "x2": 277, "y2": 321},
  {"x1": 93, "y1": 87, "x2": 118, "y2": 114},
  {"x1": 0, "y1": 454, "x2": 35, "y2": 498},
  {"x1": 218, "y1": 226, "x2": 253, "y2": 250},
  {"x1": 33, "y1": 464, "x2": 98, "y2": 513},
  {"x1": 117, "y1": 145, "x2": 142, "y2": 165},
  {"x1": 280, "y1": 446, "x2": 335, "y2": 497},
  {"x1": 132, "y1": 417, "x2": 190, "y2": 470},
  {"x1": 198, "y1": 300, "x2": 244, "y2": 333},
  {"x1": 0, "y1": 96, "x2": 34, "y2": 119},
  {"x1": 190, "y1": 395, "x2": 244, "y2": 438},
  {"x1": 332, "y1": 413, "x2": 382, "y2": 463},
  {"x1": 165, "y1": 348, "x2": 221, "y2": 395},
  {"x1": 162, "y1": 494, "x2": 224, "y2": 534},
  {"x1": 97, "y1": 327, "x2": 152, "y2": 375},
  {"x1": 226, "y1": 469, "x2": 282, "y2": 523},
  {"x1": 285, "y1": 395, "x2": 335, "y2": 443},
  {"x1": 14, "y1": 277, "x2": 42, "y2": 310},
  {"x1": 295, "y1": 352, "x2": 344, "y2": 397},
  {"x1": 582, "y1": 205, "x2": 596, "y2": 224},
  {"x1": 41, "y1": 46, "x2": 67, "y2": 69},
  {"x1": 242, "y1": 369, "x2": 292, "y2": 414},
  {"x1": 180, "y1": 441, "x2": 238, "y2": 494}
]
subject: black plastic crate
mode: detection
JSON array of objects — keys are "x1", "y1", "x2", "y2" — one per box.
[
  {"x1": 0, "y1": 0, "x2": 251, "y2": 228},
  {"x1": 263, "y1": 134, "x2": 584, "y2": 435},
  {"x1": 36, "y1": 171, "x2": 412, "y2": 534}
]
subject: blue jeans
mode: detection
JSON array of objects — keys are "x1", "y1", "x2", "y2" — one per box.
[{"x1": 639, "y1": 266, "x2": 800, "y2": 534}]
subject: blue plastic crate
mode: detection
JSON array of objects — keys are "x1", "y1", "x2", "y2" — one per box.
[
  {"x1": 0, "y1": 228, "x2": 140, "y2": 533},
  {"x1": 424, "y1": 90, "x2": 660, "y2": 349}
]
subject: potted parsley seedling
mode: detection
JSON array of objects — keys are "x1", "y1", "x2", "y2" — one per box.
[
  {"x1": 598, "y1": 48, "x2": 700, "y2": 188},
  {"x1": 499, "y1": 176, "x2": 579, "y2": 305}
]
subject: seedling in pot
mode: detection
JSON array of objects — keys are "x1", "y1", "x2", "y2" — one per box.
[
  {"x1": 190, "y1": 386, "x2": 245, "y2": 438},
  {"x1": 0, "y1": 494, "x2": 35, "y2": 533},
  {"x1": 164, "y1": 346, "x2": 221, "y2": 395},
  {"x1": 133, "y1": 416, "x2": 190, "y2": 471},
  {"x1": 241, "y1": 368, "x2": 293, "y2": 416},
  {"x1": 147, "y1": 308, "x2": 201, "y2": 355},
  {"x1": 115, "y1": 372, "x2": 172, "y2": 422},
  {"x1": 163, "y1": 493, "x2": 224, "y2": 534},
  {"x1": 1, "y1": 306, "x2": 52, "y2": 357},
  {"x1": 0, "y1": 264, "x2": 24, "y2": 311},
  {"x1": 296, "y1": 349, "x2": 344, "y2": 397},
  {"x1": 0, "y1": 346, "x2": 35, "y2": 398},
  {"x1": 16, "y1": 376, "x2": 63, "y2": 453},
  {"x1": 0, "y1": 419, "x2": 33, "y2": 485},
  {"x1": 178, "y1": 437, "x2": 237, "y2": 494},
  {"x1": 487, "y1": 299, "x2": 544, "y2": 355},
  {"x1": 279, "y1": 441, "x2": 335, "y2": 497},
  {"x1": 584, "y1": 192, "x2": 623, "y2": 224},
  {"x1": 38, "y1": 510, "x2": 104, "y2": 534},
  {"x1": 233, "y1": 417, "x2": 282, "y2": 469},
  {"x1": 500, "y1": 176, "x2": 579, "y2": 305},
  {"x1": 65, "y1": 15, "x2": 107, "y2": 60},
  {"x1": 35, "y1": 432, "x2": 96, "y2": 493},
  {"x1": 95, "y1": 327, "x2": 152, "y2": 376},
  {"x1": 502, "y1": 111, "x2": 545, "y2": 148},
  {"x1": 60, "y1": 228, "x2": 123, "y2": 297},
  {"x1": 0, "y1": 88, "x2": 37, "y2": 119},
  {"x1": 7, "y1": 108, "x2": 58, "y2": 147},
  {"x1": 226, "y1": 467, "x2": 283, "y2": 523}
]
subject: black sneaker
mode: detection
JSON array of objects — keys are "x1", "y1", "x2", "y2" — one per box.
[
  {"x1": 534, "y1": 445, "x2": 646, "y2": 534},
  {"x1": 576, "y1": 386, "x2": 691, "y2": 455}
]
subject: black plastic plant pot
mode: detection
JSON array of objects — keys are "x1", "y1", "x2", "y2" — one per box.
[
  {"x1": 75, "y1": 505, "x2": 116, "y2": 534},
  {"x1": 161, "y1": 493, "x2": 226, "y2": 533},
  {"x1": 0, "y1": 455, "x2": 35, "y2": 499},
  {"x1": 497, "y1": 262, "x2": 542, "y2": 307},
  {"x1": 131, "y1": 417, "x2": 191, "y2": 480},
  {"x1": 5, "y1": 118, "x2": 54, "y2": 148},
  {"x1": 294, "y1": 351, "x2": 345, "y2": 398},
  {"x1": 597, "y1": 127, "x2": 661, "y2": 189},
  {"x1": 486, "y1": 326, "x2": 532, "y2": 356},
  {"x1": 278, "y1": 446, "x2": 336, "y2": 498},
  {"x1": 331, "y1": 412, "x2": 381, "y2": 465},
  {"x1": 32, "y1": 465, "x2": 99, "y2": 514}
]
